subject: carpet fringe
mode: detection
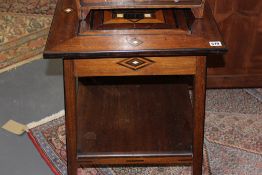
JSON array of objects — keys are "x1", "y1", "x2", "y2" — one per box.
[
  {"x1": 245, "y1": 89, "x2": 262, "y2": 103},
  {"x1": 205, "y1": 137, "x2": 262, "y2": 156},
  {"x1": 0, "y1": 54, "x2": 43, "y2": 74},
  {"x1": 26, "y1": 110, "x2": 65, "y2": 131},
  {"x1": 0, "y1": 12, "x2": 53, "y2": 17},
  {"x1": 206, "y1": 110, "x2": 262, "y2": 117}
]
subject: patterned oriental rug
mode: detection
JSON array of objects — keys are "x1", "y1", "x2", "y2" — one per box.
[
  {"x1": 27, "y1": 109, "x2": 262, "y2": 175},
  {"x1": 0, "y1": 0, "x2": 56, "y2": 73}
]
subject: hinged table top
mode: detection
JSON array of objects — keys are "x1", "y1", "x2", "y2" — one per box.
[
  {"x1": 44, "y1": 0, "x2": 226, "y2": 59},
  {"x1": 79, "y1": 0, "x2": 202, "y2": 9}
]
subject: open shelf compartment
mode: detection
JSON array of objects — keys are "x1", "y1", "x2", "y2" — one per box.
[{"x1": 76, "y1": 76, "x2": 193, "y2": 165}]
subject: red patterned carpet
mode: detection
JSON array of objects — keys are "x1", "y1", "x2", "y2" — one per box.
[{"x1": 27, "y1": 89, "x2": 262, "y2": 175}]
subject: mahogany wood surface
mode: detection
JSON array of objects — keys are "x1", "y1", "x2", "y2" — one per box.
[
  {"x1": 44, "y1": 0, "x2": 226, "y2": 174},
  {"x1": 80, "y1": 0, "x2": 202, "y2": 6},
  {"x1": 76, "y1": 77, "x2": 193, "y2": 163},
  {"x1": 77, "y1": 0, "x2": 203, "y2": 20},
  {"x1": 73, "y1": 56, "x2": 196, "y2": 77},
  {"x1": 44, "y1": 0, "x2": 226, "y2": 59},
  {"x1": 192, "y1": 0, "x2": 205, "y2": 18},
  {"x1": 102, "y1": 10, "x2": 166, "y2": 24},
  {"x1": 78, "y1": 9, "x2": 192, "y2": 35},
  {"x1": 63, "y1": 60, "x2": 78, "y2": 175},
  {"x1": 45, "y1": 0, "x2": 78, "y2": 53},
  {"x1": 77, "y1": 156, "x2": 192, "y2": 166},
  {"x1": 207, "y1": 0, "x2": 262, "y2": 87},
  {"x1": 192, "y1": 57, "x2": 206, "y2": 174}
]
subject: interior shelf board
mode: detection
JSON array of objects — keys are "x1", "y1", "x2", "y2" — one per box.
[{"x1": 76, "y1": 77, "x2": 193, "y2": 158}]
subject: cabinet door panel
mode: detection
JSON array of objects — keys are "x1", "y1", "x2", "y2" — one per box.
[{"x1": 207, "y1": 0, "x2": 262, "y2": 87}]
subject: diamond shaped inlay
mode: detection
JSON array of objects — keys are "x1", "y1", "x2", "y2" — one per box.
[
  {"x1": 64, "y1": 8, "x2": 73, "y2": 13},
  {"x1": 118, "y1": 57, "x2": 154, "y2": 70},
  {"x1": 127, "y1": 37, "x2": 143, "y2": 47}
]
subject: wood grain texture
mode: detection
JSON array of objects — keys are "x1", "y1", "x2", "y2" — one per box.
[
  {"x1": 80, "y1": 0, "x2": 202, "y2": 5},
  {"x1": 76, "y1": 77, "x2": 193, "y2": 165},
  {"x1": 44, "y1": 2, "x2": 226, "y2": 59},
  {"x1": 78, "y1": 0, "x2": 203, "y2": 19},
  {"x1": 79, "y1": 9, "x2": 191, "y2": 35},
  {"x1": 63, "y1": 60, "x2": 78, "y2": 175},
  {"x1": 102, "y1": 9, "x2": 165, "y2": 24},
  {"x1": 45, "y1": 0, "x2": 225, "y2": 174},
  {"x1": 192, "y1": 56, "x2": 206, "y2": 175},
  {"x1": 207, "y1": 74, "x2": 262, "y2": 88},
  {"x1": 207, "y1": 0, "x2": 262, "y2": 88},
  {"x1": 192, "y1": 0, "x2": 205, "y2": 18},
  {"x1": 74, "y1": 57, "x2": 196, "y2": 77},
  {"x1": 45, "y1": 0, "x2": 79, "y2": 53},
  {"x1": 77, "y1": 156, "x2": 192, "y2": 166}
]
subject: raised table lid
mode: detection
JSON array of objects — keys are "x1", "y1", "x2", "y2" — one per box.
[
  {"x1": 44, "y1": 0, "x2": 226, "y2": 59},
  {"x1": 78, "y1": 0, "x2": 204, "y2": 20},
  {"x1": 79, "y1": 0, "x2": 202, "y2": 11},
  {"x1": 80, "y1": 0, "x2": 202, "y2": 7}
]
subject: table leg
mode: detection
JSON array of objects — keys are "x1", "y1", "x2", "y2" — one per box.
[
  {"x1": 193, "y1": 56, "x2": 207, "y2": 175},
  {"x1": 64, "y1": 59, "x2": 78, "y2": 175}
]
